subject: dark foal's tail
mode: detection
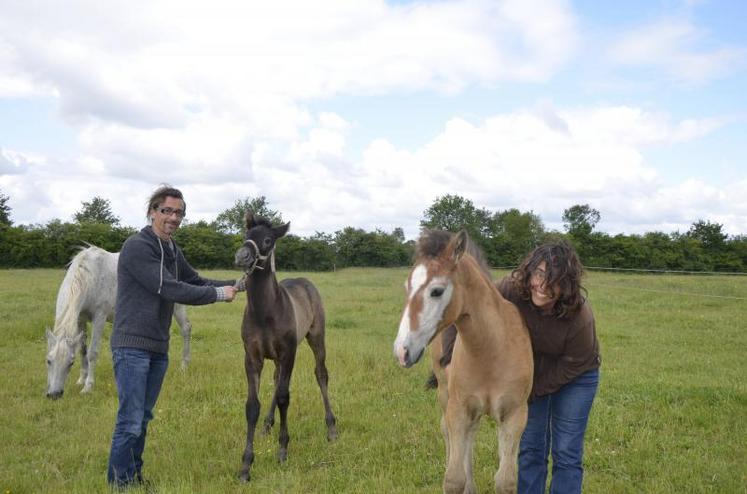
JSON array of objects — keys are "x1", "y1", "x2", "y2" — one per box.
[{"x1": 425, "y1": 324, "x2": 457, "y2": 390}]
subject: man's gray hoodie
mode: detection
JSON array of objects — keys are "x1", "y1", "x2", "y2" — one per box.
[{"x1": 111, "y1": 226, "x2": 235, "y2": 354}]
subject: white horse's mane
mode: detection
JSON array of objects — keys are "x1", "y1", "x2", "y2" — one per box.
[{"x1": 53, "y1": 246, "x2": 112, "y2": 338}]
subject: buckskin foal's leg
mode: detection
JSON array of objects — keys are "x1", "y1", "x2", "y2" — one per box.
[
  {"x1": 430, "y1": 335, "x2": 450, "y2": 462},
  {"x1": 493, "y1": 402, "x2": 528, "y2": 494},
  {"x1": 239, "y1": 356, "x2": 263, "y2": 482},
  {"x1": 444, "y1": 401, "x2": 480, "y2": 494}
]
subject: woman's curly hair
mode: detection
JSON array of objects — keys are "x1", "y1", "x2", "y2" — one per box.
[{"x1": 511, "y1": 240, "x2": 586, "y2": 318}]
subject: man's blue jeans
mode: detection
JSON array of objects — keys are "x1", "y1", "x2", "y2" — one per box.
[
  {"x1": 107, "y1": 347, "x2": 168, "y2": 487},
  {"x1": 518, "y1": 368, "x2": 599, "y2": 494}
]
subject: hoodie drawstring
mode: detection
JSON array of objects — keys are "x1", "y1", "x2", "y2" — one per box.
[{"x1": 157, "y1": 237, "x2": 164, "y2": 294}]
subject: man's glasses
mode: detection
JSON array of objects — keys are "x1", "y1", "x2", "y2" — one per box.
[{"x1": 156, "y1": 207, "x2": 186, "y2": 218}]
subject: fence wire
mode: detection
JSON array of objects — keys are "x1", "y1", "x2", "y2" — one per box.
[
  {"x1": 489, "y1": 265, "x2": 747, "y2": 301},
  {"x1": 586, "y1": 282, "x2": 747, "y2": 301},
  {"x1": 491, "y1": 265, "x2": 747, "y2": 276}
]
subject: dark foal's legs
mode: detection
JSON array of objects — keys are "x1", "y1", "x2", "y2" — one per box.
[
  {"x1": 239, "y1": 357, "x2": 262, "y2": 482},
  {"x1": 307, "y1": 331, "x2": 338, "y2": 441},
  {"x1": 262, "y1": 364, "x2": 280, "y2": 434},
  {"x1": 275, "y1": 347, "x2": 296, "y2": 463}
]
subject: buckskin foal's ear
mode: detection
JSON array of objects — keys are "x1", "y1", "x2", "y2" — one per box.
[
  {"x1": 273, "y1": 222, "x2": 290, "y2": 239},
  {"x1": 244, "y1": 210, "x2": 255, "y2": 231},
  {"x1": 451, "y1": 230, "x2": 468, "y2": 263}
]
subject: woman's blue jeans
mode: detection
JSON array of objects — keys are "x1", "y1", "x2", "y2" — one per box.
[
  {"x1": 518, "y1": 368, "x2": 599, "y2": 494},
  {"x1": 107, "y1": 347, "x2": 168, "y2": 487}
]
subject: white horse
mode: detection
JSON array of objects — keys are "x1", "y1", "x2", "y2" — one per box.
[{"x1": 45, "y1": 246, "x2": 193, "y2": 399}]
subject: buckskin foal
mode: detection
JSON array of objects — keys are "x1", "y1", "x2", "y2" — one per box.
[
  {"x1": 393, "y1": 229, "x2": 533, "y2": 494},
  {"x1": 234, "y1": 211, "x2": 337, "y2": 482}
]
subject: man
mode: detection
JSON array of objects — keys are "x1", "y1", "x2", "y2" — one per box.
[{"x1": 107, "y1": 185, "x2": 241, "y2": 488}]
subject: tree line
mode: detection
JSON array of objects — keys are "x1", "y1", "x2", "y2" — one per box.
[{"x1": 0, "y1": 189, "x2": 745, "y2": 272}]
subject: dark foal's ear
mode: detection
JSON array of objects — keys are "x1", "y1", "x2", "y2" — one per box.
[
  {"x1": 244, "y1": 210, "x2": 255, "y2": 231},
  {"x1": 273, "y1": 222, "x2": 290, "y2": 239},
  {"x1": 451, "y1": 230, "x2": 468, "y2": 263}
]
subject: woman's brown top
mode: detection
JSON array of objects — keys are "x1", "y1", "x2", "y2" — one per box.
[{"x1": 497, "y1": 277, "x2": 601, "y2": 398}]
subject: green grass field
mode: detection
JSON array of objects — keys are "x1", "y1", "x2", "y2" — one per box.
[{"x1": 1, "y1": 268, "x2": 745, "y2": 493}]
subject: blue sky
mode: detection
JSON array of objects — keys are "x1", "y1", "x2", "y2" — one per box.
[{"x1": 1, "y1": 0, "x2": 745, "y2": 238}]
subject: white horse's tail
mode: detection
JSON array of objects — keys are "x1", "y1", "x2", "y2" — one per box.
[{"x1": 53, "y1": 246, "x2": 100, "y2": 338}]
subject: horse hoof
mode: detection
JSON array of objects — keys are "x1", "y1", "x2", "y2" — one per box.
[
  {"x1": 238, "y1": 471, "x2": 251, "y2": 482},
  {"x1": 327, "y1": 429, "x2": 338, "y2": 442},
  {"x1": 81, "y1": 386, "x2": 93, "y2": 394},
  {"x1": 278, "y1": 449, "x2": 288, "y2": 463},
  {"x1": 262, "y1": 423, "x2": 273, "y2": 435}
]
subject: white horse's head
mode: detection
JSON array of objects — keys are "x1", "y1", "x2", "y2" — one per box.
[{"x1": 46, "y1": 328, "x2": 82, "y2": 399}]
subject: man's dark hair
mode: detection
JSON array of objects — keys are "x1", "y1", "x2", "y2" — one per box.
[{"x1": 146, "y1": 184, "x2": 185, "y2": 218}]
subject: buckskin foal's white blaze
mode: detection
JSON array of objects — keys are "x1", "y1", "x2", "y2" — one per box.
[
  {"x1": 45, "y1": 246, "x2": 193, "y2": 398},
  {"x1": 393, "y1": 230, "x2": 533, "y2": 494}
]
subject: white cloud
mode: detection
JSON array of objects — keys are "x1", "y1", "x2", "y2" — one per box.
[
  {"x1": 0, "y1": 39, "x2": 54, "y2": 98},
  {"x1": 599, "y1": 179, "x2": 747, "y2": 236},
  {"x1": 76, "y1": 117, "x2": 257, "y2": 184},
  {"x1": 2, "y1": 102, "x2": 740, "y2": 237},
  {"x1": 0, "y1": 148, "x2": 30, "y2": 175},
  {"x1": 230, "y1": 103, "x2": 733, "y2": 238},
  {"x1": 0, "y1": 0, "x2": 578, "y2": 228},
  {"x1": 0, "y1": 0, "x2": 577, "y2": 129},
  {"x1": 0, "y1": 1, "x2": 743, "y2": 239},
  {"x1": 557, "y1": 106, "x2": 724, "y2": 146},
  {"x1": 608, "y1": 18, "x2": 746, "y2": 84}
]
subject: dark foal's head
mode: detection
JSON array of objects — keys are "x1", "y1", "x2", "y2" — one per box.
[{"x1": 234, "y1": 210, "x2": 290, "y2": 273}]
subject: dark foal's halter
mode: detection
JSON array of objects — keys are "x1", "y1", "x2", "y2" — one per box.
[{"x1": 242, "y1": 238, "x2": 274, "y2": 275}]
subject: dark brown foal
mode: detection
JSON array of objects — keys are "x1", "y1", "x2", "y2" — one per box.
[{"x1": 234, "y1": 211, "x2": 337, "y2": 482}]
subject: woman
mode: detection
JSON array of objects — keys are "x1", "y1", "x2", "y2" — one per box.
[{"x1": 498, "y1": 240, "x2": 601, "y2": 494}]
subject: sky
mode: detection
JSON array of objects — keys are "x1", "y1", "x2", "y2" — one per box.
[{"x1": 1, "y1": 0, "x2": 746, "y2": 239}]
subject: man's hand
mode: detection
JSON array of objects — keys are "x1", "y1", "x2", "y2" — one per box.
[{"x1": 223, "y1": 285, "x2": 238, "y2": 302}]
